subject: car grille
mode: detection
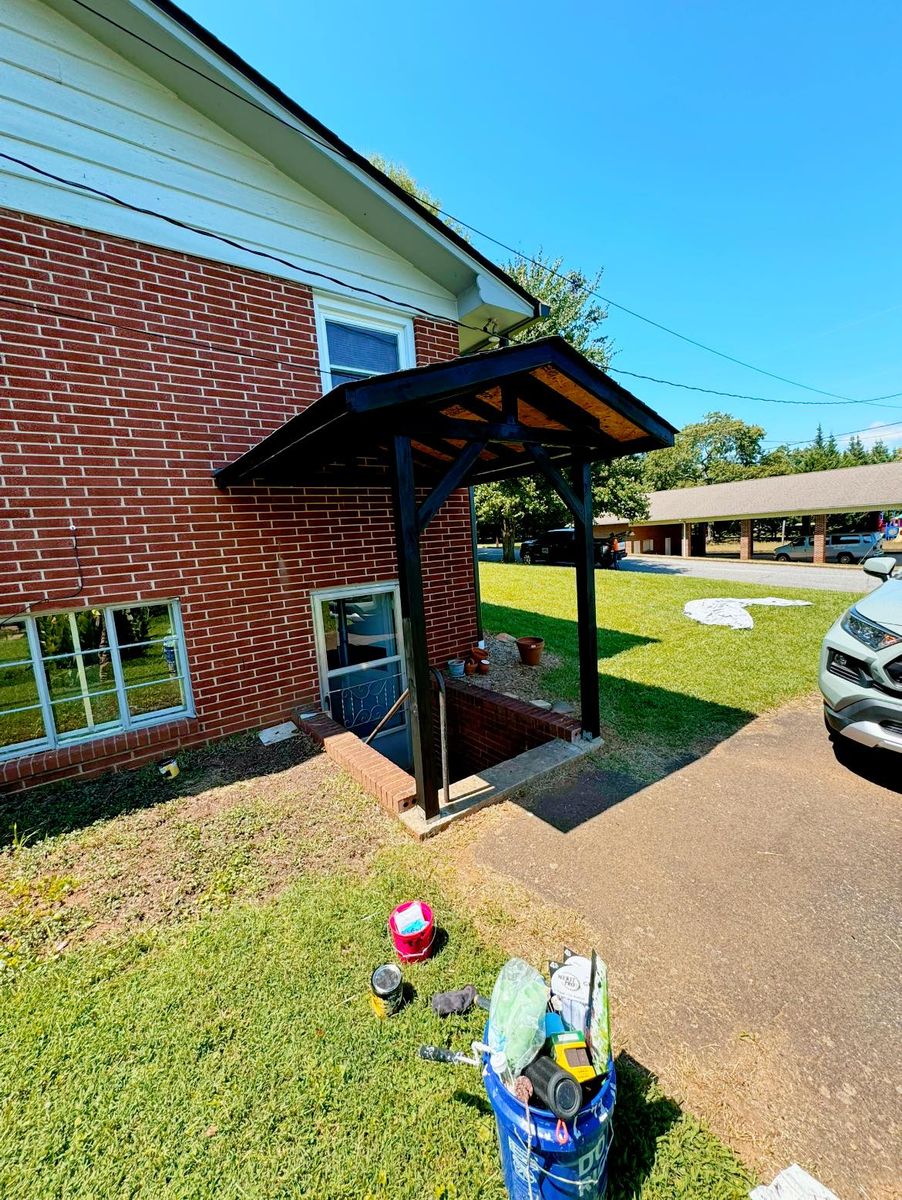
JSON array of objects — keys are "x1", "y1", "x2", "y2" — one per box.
[{"x1": 827, "y1": 650, "x2": 870, "y2": 686}]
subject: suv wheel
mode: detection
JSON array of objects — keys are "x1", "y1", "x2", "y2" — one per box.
[
  {"x1": 520, "y1": 550, "x2": 531, "y2": 564},
  {"x1": 776, "y1": 553, "x2": 790, "y2": 562},
  {"x1": 836, "y1": 552, "x2": 854, "y2": 565}
]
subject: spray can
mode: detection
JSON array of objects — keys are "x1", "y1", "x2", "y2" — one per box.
[{"x1": 370, "y1": 964, "x2": 403, "y2": 1018}]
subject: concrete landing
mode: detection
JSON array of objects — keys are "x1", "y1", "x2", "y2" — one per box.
[{"x1": 400, "y1": 735, "x2": 603, "y2": 840}]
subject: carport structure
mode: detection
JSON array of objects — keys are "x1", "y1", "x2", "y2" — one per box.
[
  {"x1": 216, "y1": 336, "x2": 675, "y2": 817},
  {"x1": 596, "y1": 461, "x2": 902, "y2": 561}
]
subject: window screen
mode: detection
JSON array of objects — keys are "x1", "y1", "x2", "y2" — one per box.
[{"x1": 324, "y1": 320, "x2": 401, "y2": 387}]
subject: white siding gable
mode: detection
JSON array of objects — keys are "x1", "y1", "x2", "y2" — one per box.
[{"x1": 0, "y1": 0, "x2": 459, "y2": 321}]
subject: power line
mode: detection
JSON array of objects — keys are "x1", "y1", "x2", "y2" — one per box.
[
  {"x1": 765, "y1": 417, "x2": 902, "y2": 449},
  {"x1": 58, "y1": 0, "x2": 901, "y2": 407},
  {"x1": 8, "y1": 149, "x2": 902, "y2": 425},
  {"x1": 607, "y1": 368, "x2": 902, "y2": 410},
  {"x1": 0, "y1": 151, "x2": 489, "y2": 337}
]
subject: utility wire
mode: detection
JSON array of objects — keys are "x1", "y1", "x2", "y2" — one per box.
[
  {"x1": 0, "y1": 151, "x2": 488, "y2": 335},
  {"x1": 5, "y1": 149, "x2": 900, "y2": 422},
  {"x1": 607, "y1": 368, "x2": 902, "y2": 410},
  {"x1": 62, "y1": 0, "x2": 901, "y2": 407},
  {"x1": 764, "y1": 417, "x2": 902, "y2": 449}
]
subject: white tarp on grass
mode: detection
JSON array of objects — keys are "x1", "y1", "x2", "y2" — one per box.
[
  {"x1": 684, "y1": 597, "x2": 812, "y2": 630},
  {"x1": 749, "y1": 1163, "x2": 839, "y2": 1200}
]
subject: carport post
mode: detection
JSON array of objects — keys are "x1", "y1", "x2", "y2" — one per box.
[
  {"x1": 389, "y1": 434, "x2": 439, "y2": 819},
  {"x1": 572, "y1": 453, "x2": 601, "y2": 739}
]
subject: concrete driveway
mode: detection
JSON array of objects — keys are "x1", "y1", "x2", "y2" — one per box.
[
  {"x1": 478, "y1": 547, "x2": 878, "y2": 592},
  {"x1": 473, "y1": 697, "x2": 901, "y2": 1196}
]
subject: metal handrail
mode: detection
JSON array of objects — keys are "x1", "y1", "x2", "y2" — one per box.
[
  {"x1": 361, "y1": 671, "x2": 451, "y2": 810},
  {"x1": 363, "y1": 687, "x2": 409, "y2": 745},
  {"x1": 430, "y1": 667, "x2": 451, "y2": 810}
]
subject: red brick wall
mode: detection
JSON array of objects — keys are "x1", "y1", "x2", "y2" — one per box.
[
  {"x1": 629, "y1": 523, "x2": 683, "y2": 556},
  {"x1": 440, "y1": 680, "x2": 581, "y2": 781},
  {"x1": 1, "y1": 209, "x2": 477, "y2": 791}
]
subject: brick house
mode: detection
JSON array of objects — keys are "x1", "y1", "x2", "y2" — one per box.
[{"x1": 1, "y1": 0, "x2": 674, "y2": 818}]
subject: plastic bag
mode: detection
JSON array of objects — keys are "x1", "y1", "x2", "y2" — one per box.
[{"x1": 487, "y1": 957, "x2": 549, "y2": 1081}]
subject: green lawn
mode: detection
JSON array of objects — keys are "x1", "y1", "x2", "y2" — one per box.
[
  {"x1": 0, "y1": 566, "x2": 848, "y2": 1198},
  {"x1": 479, "y1": 562, "x2": 855, "y2": 777},
  {"x1": 1, "y1": 733, "x2": 755, "y2": 1199}
]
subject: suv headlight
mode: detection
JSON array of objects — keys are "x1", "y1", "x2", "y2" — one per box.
[{"x1": 840, "y1": 608, "x2": 902, "y2": 652}]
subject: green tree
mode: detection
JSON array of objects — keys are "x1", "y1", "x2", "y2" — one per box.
[
  {"x1": 642, "y1": 411, "x2": 767, "y2": 490},
  {"x1": 369, "y1": 155, "x2": 468, "y2": 238}
]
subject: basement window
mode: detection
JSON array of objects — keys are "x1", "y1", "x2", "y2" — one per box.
[
  {"x1": 314, "y1": 296, "x2": 415, "y2": 390},
  {"x1": 0, "y1": 601, "x2": 193, "y2": 761}
]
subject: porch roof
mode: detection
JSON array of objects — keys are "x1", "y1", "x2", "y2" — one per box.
[{"x1": 214, "y1": 336, "x2": 676, "y2": 488}]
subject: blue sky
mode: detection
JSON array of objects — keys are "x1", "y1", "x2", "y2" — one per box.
[{"x1": 185, "y1": 0, "x2": 902, "y2": 449}]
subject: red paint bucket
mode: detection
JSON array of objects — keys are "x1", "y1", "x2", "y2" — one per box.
[{"x1": 389, "y1": 901, "x2": 435, "y2": 962}]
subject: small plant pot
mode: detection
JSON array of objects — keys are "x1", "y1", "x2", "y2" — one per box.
[
  {"x1": 447, "y1": 658, "x2": 465, "y2": 679},
  {"x1": 464, "y1": 659, "x2": 477, "y2": 676},
  {"x1": 470, "y1": 644, "x2": 489, "y2": 664},
  {"x1": 516, "y1": 636, "x2": 545, "y2": 667},
  {"x1": 477, "y1": 660, "x2": 490, "y2": 675}
]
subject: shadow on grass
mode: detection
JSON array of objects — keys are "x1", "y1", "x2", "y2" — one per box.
[
  {"x1": 608, "y1": 1053, "x2": 683, "y2": 1199},
  {"x1": 483, "y1": 603, "x2": 657, "y2": 664},
  {"x1": 0, "y1": 731, "x2": 320, "y2": 849},
  {"x1": 483, "y1": 603, "x2": 755, "y2": 831}
]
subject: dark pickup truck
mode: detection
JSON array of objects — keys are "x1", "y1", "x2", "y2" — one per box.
[{"x1": 519, "y1": 529, "x2": 627, "y2": 568}]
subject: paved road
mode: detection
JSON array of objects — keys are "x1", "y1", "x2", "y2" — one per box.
[
  {"x1": 478, "y1": 547, "x2": 879, "y2": 592},
  {"x1": 473, "y1": 698, "x2": 901, "y2": 1196}
]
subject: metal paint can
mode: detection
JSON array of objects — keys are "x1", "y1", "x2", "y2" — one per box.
[
  {"x1": 369, "y1": 963, "x2": 403, "y2": 1018},
  {"x1": 158, "y1": 758, "x2": 179, "y2": 780}
]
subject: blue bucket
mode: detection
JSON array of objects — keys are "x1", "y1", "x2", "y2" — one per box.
[{"x1": 483, "y1": 1052, "x2": 616, "y2": 1199}]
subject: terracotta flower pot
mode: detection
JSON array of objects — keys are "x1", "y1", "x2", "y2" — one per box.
[
  {"x1": 464, "y1": 659, "x2": 477, "y2": 676},
  {"x1": 470, "y1": 644, "x2": 489, "y2": 664},
  {"x1": 477, "y1": 660, "x2": 489, "y2": 675},
  {"x1": 516, "y1": 636, "x2": 545, "y2": 667}
]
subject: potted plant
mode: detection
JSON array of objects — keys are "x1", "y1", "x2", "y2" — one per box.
[{"x1": 516, "y1": 636, "x2": 545, "y2": 667}]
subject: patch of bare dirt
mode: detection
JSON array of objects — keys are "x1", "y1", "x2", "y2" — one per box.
[
  {"x1": 1, "y1": 733, "x2": 401, "y2": 959},
  {"x1": 457, "y1": 632, "x2": 577, "y2": 714}
]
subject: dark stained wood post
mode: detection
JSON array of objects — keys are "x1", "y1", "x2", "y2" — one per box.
[
  {"x1": 390, "y1": 434, "x2": 440, "y2": 818},
  {"x1": 572, "y1": 452, "x2": 601, "y2": 739}
]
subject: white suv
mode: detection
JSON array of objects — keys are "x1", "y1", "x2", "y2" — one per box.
[
  {"x1": 820, "y1": 557, "x2": 902, "y2": 753},
  {"x1": 774, "y1": 531, "x2": 882, "y2": 565}
]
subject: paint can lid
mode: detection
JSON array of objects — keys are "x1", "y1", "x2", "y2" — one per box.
[{"x1": 371, "y1": 964, "x2": 402, "y2": 996}]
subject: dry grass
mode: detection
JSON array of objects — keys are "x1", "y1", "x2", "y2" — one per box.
[{"x1": 0, "y1": 733, "x2": 401, "y2": 971}]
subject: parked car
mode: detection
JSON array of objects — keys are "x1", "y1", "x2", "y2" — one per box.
[
  {"x1": 773, "y1": 531, "x2": 882, "y2": 565},
  {"x1": 519, "y1": 529, "x2": 626, "y2": 568},
  {"x1": 820, "y1": 556, "x2": 902, "y2": 754}
]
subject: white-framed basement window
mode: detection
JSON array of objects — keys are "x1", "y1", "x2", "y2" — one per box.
[
  {"x1": 310, "y1": 582, "x2": 408, "y2": 748},
  {"x1": 0, "y1": 601, "x2": 194, "y2": 761},
  {"x1": 314, "y1": 296, "x2": 415, "y2": 391}
]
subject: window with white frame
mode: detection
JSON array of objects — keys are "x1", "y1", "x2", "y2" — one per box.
[
  {"x1": 0, "y1": 601, "x2": 193, "y2": 760},
  {"x1": 314, "y1": 297, "x2": 415, "y2": 391},
  {"x1": 311, "y1": 583, "x2": 407, "y2": 745}
]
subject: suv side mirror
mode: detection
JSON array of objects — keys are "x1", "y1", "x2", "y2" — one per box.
[{"x1": 863, "y1": 556, "x2": 897, "y2": 580}]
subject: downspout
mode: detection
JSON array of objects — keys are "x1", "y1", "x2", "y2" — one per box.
[{"x1": 469, "y1": 486, "x2": 483, "y2": 642}]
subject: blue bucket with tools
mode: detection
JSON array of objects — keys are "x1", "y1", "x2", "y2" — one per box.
[{"x1": 483, "y1": 1053, "x2": 616, "y2": 1199}]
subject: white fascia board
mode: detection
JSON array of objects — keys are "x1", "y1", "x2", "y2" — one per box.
[{"x1": 47, "y1": 0, "x2": 536, "y2": 343}]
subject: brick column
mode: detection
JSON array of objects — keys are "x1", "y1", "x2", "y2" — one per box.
[
  {"x1": 681, "y1": 522, "x2": 691, "y2": 557},
  {"x1": 740, "y1": 520, "x2": 754, "y2": 561},
  {"x1": 813, "y1": 513, "x2": 828, "y2": 564}
]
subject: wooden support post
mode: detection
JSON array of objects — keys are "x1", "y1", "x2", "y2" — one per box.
[
  {"x1": 390, "y1": 435, "x2": 439, "y2": 819},
  {"x1": 572, "y1": 453, "x2": 601, "y2": 740}
]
